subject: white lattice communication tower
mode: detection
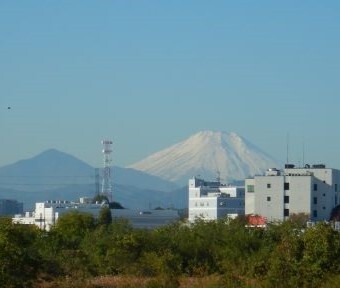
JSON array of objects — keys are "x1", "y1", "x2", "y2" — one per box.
[{"x1": 101, "y1": 140, "x2": 113, "y2": 201}]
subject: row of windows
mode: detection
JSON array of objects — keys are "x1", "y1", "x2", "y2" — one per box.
[
  {"x1": 195, "y1": 202, "x2": 210, "y2": 207},
  {"x1": 265, "y1": 182, "x2": 339, "y2": 192},
  {"x1": 284, "y1": 209, "x2": 321, "y2": 218},
  {"x1": 266, "y1": 196, "x2": 290, "y2": 203},
  {"x1": 267, "y1": 183, "x2": 290, "y2": 189},
  {"x1": 194, "y1": 202, "x2": 243, "y2": 207},
  {"x1": 267, "y1": 182, "x2": 316, "y2": 190},
  {"x1": 266, "y1": 195, "x2": 328, "y2": 209},
  {"x1": 242, "y1": 183, "x2": 339, "y2": 195},
  {"x1": 194, "y1": 202, "x2": 230, "y2": 207}
]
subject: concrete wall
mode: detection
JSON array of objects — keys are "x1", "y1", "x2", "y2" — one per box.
[
  {"x1": 188, "y1": 178, "x2": 244, "y2": 222},
  {"x1": 246, "y1": 167, "x2": 340, "y2": 222},
  {"x1": 254, "y1": 175, "x2": 284, "y2": 221}
]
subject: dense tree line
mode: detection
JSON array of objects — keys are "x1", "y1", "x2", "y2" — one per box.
[{"x1": 0, "y1": 211, "x2": 339, "y2": 287}]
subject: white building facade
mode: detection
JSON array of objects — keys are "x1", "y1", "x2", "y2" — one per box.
[
  {"x1": 245, "y1": 165, "x2": 340, "y2": 222},
  {"x1": 188, "y1": 177, "x2": 245, "y2": 223},
  {"x1": 13, "y1": 198, "x2": 179, "y2": 230},
  {"x1": 12, "y1": 198, "x2": 109, "y2": 231},
  {"x1": 13, "y1": 202, "x2": 59, "y2": 231}
]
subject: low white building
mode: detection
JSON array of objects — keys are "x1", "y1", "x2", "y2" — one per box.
[
  {"x1": 12, "y1": 197, "x2": 180, "y2": 230},
  {"x1": 188, "y1": 177, "x2": 245, "y2": 223},
  {"x1": 13, "y1": 202, "x2": 59, "y2": 231},
  {"x1": 245, "y1": 164, "x2": 340, "y2": 222},
  {"x1": 12, "y1": 198, "x2": 109, "y2": 230}
]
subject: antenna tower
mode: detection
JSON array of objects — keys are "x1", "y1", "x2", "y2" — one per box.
[
  {"x1": 95, "y1": 168, "x2": 100, "y2": 196},
  {"x1": 101, "y1": 140, "x2": 113, "y2": 201}
]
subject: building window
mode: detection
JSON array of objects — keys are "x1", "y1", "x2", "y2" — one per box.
[
  {"x1": 335, "y1": 184, "x2": 338, "y2": 192},
  {"x1": 323, "y1": 206, "x2": 326, "y2": 210},
  {"x1": 313, "y1": 184, "x2": 318, "y2": 191},
  {"x1": 200, "y1": 202, "x2": 204, "y2": 207},
  {"x1": 313, "y1": 210, "x2": 317, "y2": 218},
  {"x1": 313, "y1": 197, "x2": 317, "y2": 205},
  {"x1": 267, "y1": 196, "x2": 271, "y2": 202},
  {"x1": 284, "y1": 182, "x2": 290, "y2": 190},
  {"x1": 247, "y1": 185, "x2": 255, "y2": 192},
  {"x1": 323, "y1": 193, "x2": 326, "y2": 197},
  {"x1": 284, "y1": 196, "x2": 289, "y2": 203},
  {"x1": 195, "y1": 202, "x2": 197, "y2": 207},
  {"x1": 267, "y1": 183, "x2": 271, "y2": 188},
  {"x1": 284, "y1": 209, "x2": 289, "y2": 217}
]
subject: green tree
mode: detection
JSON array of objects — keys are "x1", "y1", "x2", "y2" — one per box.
[
  {"x1": 0, "y1": 218, "x2": 42, "y2": 287},
  {"x1": 300, "y1": 223, "x2": 340, "y2": 287},
  {"x1": 98, "y1": 207, "x2": 112, "y2": 226},
  {"x1": 266, "y1": 227, "x2": 303, "y2": 287},
  {"x1": 53, "y1": 211, "x2": 96, "y2": 247},
  {"x1": 47, "y1": 211, "x2": 96, "y2": 277},
  {"x1": 81, "y1": 218, "x2": 136, "y2": 275}
]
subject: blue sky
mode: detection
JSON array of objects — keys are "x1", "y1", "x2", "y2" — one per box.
[{"x1": 1, "y1": 1, "x2": 340, "y2": 168}]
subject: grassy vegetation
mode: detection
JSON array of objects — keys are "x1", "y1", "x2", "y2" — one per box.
[{"x1": 1, "y1": 211, "x2": 339, "y2": 287}]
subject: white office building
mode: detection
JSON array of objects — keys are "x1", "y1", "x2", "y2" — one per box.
[
  {"x1": 188, "y1": 177, "x2": 244, "y2": 223},
  {"x1": 13, "y1": 202, "x2": 59, "y2": 231},
  {"x1": 245, "y1": 164, "x2": 340, "y2": 222}
]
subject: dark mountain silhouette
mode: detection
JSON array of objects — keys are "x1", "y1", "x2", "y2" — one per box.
[{"x1": 0, "y1": 149, "x2": 180, "y2": 210}]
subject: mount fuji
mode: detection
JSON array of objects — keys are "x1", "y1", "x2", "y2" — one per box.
[{"x1": 129, "y1": 130, "x2": 281, "y2": 185}]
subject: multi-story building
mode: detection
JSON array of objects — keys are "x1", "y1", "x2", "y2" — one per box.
[
  {"x1": 188, "y1": 177, "x2": 244, "y2": 223},
  {"x1": 245, "y1": 164, "x2": 340, "y2": 222},
  {"x1": 12, "y1": 202, "x2": 59, "y2": 231}
]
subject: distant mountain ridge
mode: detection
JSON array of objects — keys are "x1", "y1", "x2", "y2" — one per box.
[
  {"x1": 0, "y1": 149, "x2": 177, "y2": 192},
  {"x1": 0, "y1": 149, "x2": 180, "y2": 210},
  {"x1": 0, "y1": 149, "x2": 94, "y2": 191},
  {"x1": 129, "y1": 130, "x2": 280, "y2": 184},
  {"x1": 0, "y1": 132, "x2": 280, "y2": 210}
]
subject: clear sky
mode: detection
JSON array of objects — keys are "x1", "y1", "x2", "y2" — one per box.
[{"x1": 1, "y1": 1, "x2": 340, "y2": 169}]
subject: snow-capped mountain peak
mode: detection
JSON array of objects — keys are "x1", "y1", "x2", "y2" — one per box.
[{"x1": 129, "y1": 130, "x2": 280, "y2": 184}]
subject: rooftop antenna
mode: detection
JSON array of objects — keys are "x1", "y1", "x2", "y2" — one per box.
[
  {"x1": 216, "y1": 170, "x2": 221, "y2": 183},
  {"x1": 101, "y1": 140, "x2": 113, "y2": 202},
  {"x1": 286, "y1": 133, "x2": 290, "y2": 164},
  {"x1": 302, "y1": 139, "x2": 305, "y2": 167}
]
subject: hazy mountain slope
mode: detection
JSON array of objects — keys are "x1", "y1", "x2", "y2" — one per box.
[
  {"x1": 0, "y1": 149, "x2": 94, "y2": 192},
  {"x1": 114, "y1": 166, "x2": 178, "y2": 192},
  {"x1": 0, "y1": 149, "x2": 178, "y2": 192},
  {"x1": 129, "y1": 131, "x2": 280, "y2": 184},
  {"x1": 0, "y1": 183, "x2": 182, "y2": 211},
  {"x1": 0, "y1": 149, "x2": 180, "y2": 210}
]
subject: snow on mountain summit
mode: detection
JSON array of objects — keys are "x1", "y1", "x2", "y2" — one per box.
[{"x1": 129, "y1": 130, "x2": 280, "y2": 184}]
